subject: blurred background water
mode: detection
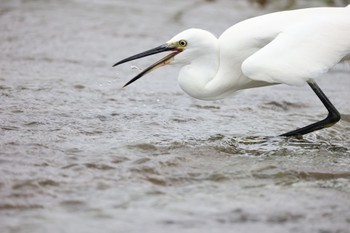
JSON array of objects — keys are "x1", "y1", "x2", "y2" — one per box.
[{"x1": 1, "y1": 0, "x2": 350, "y2": 233}]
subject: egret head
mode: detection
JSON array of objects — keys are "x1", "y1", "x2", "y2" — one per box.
[{"x1": 113, "y1": 28, "x2": 217, "y2": 87}]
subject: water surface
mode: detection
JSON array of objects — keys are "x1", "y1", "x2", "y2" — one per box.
[{"x1": 1, "y1": 1, "x2": 350, "y2": 233}]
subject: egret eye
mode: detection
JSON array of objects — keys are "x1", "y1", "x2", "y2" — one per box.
[{"x1": 179, "y1": 40, "x2": 188, "y2": 47}]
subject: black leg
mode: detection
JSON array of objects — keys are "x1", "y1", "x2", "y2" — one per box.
[{"x1": 280, "y1": 79, "x2": 341, "y2": 137}]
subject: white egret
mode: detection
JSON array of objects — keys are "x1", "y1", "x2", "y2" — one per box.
[{"x1": 113, "y1": 6, "x2": 350, "y2": 137}]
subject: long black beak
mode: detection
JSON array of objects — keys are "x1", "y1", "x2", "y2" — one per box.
[{"x1": 113, "y1": 44, "x2": 181, "y2": 87}]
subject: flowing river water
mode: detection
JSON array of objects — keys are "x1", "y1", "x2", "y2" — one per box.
[{"x1": 1, "y1": 1, "x2": 350, "y2": 232}]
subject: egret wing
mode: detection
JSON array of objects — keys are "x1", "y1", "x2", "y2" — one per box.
[{"x1": 241, "y1": 16, "x2": 350, "y2": 86}]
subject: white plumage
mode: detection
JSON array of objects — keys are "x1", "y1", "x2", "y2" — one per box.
[{"x1": 169, "y1": 7, "x2": 350, "y2": 100}]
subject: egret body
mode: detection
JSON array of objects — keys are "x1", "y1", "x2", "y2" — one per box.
[{"x1": 114, "y1": 6, "x2": 350, "y2": 137}]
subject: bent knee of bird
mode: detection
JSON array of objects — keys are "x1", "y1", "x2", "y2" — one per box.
[{"x1": 328, "y1": 111, "x2": 341, "y2": 124}]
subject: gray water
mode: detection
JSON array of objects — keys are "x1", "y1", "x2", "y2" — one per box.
[{"x1": 1, "y1": 1, "x2": 350, "y2": 233}]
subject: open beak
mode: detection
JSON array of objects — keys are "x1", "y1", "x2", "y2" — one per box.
[{"x1": 113, "y1": 44, "x2": 182, "y2": 87}]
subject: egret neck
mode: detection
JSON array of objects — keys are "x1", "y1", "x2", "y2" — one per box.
[{"x1": 177, "y1": 42, "x2": 220, "y2": 100}]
